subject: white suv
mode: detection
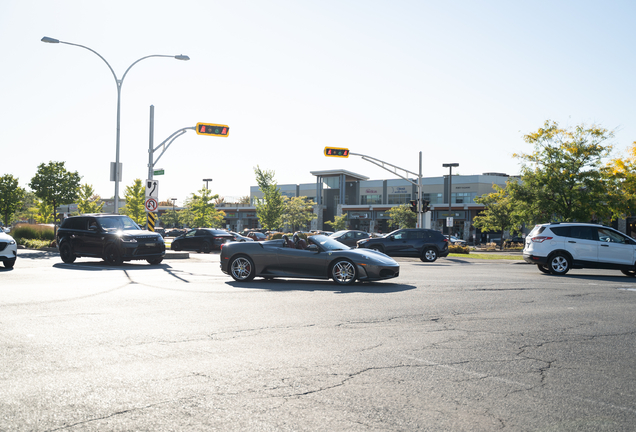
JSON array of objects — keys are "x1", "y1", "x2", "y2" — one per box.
[
  {"x1": 0, "y1": 229, "x2": 17, "y2": 269},
  {"x1": 523, "y1": 223, "x2": 636, "y2": 276}
]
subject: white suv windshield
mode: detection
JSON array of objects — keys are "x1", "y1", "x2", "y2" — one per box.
[{"x1": 98, "y1": 216, "x2": 140, "y2": 231}]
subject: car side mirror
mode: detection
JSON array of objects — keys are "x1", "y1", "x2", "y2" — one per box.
[
  {"x1": 307, "y1": 244, "x2": 319, "y2": 252},
  {"x1": 389, "y1": 236, "x2": 395, "y2": 241}
]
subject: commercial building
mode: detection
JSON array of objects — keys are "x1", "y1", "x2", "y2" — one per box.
[{"x1": 217, "y1": 169, "x2": 516, "y2": 242}]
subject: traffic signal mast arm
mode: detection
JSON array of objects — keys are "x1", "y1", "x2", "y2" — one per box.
[
  {"x1": 349, "y1": 152, "x2": 419, "y2": 187},
  {"x1": 150, "y1": 126, "x2": 195, "y2": 175}
]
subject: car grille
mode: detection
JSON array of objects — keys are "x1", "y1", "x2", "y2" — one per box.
[
  {"x1": 0, "y1": 242, "x2": 8, "y2": 252},
  {"x1": 380, "y1": 269, "x2": 399, "y2": 278}
]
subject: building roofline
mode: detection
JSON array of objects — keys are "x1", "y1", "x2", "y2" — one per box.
[{"x1": 310, "y1": 169, "x2": 369, "y2": 181}]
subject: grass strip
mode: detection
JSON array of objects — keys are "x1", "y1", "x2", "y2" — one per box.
[{"x1": 448, "y1": 253, "x2": 523, "y2": 260}]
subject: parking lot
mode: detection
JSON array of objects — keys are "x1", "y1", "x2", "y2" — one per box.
[{"x1": 2, "y1": 251, "x2": 636, "y2": 431}]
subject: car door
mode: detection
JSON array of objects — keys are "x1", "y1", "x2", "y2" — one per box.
[
  {"x1": 563, "y1": 225, "x2": 598, "y2": 264},
  {"x1": 384, "y1": 230, "x2": 412, "y2": 256},
  {"x1": 82, "y1": 217, "x2": 105, "y2": 256},
  {"x1": 180, "y1": 230, "x2": 198, "y2": 251},
  {"x1": 273, "y1": 243, "x2": 327, "y2": 277},
  {"x1": 597, "y1": 227, "x2": 636, "y2": 267}
]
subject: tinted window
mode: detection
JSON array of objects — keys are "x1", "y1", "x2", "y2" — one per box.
[
  {"x1": 550, "y1": 226, "x2": 571, "y2": 237},
  {"x1": 598, "y1": 228, "x2": 628, "y2": 243},
  {"x1": 569, "y1": 226, "x2": 597, "y2": 241}
]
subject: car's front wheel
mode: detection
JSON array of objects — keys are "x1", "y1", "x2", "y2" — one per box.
[
  {"x1": 104, "y1": 244, "x2": 123, "y2": 266},
  {"x1": 548, "y1": 253, "x2": 570, "y2": 275},
  {"x1": 621, "y1": 269, "x2": 636, "y2": 277},
  {"x1": 421, "y1": 247, "x2": 438, "y2": 263},
  {"x1": 230, "y1": 256, "x2": 255, "y2": 281},
  {"x1": 331, "y1": 259, "x2": 357, "y2": 285},
  {"x1": 59, "y1": 243, "x2": 76, "y2": 264},
  {"x1": 147, "y1": 257, "x2": 164, "y2": 265},
  {"x1": 171, "y1": 241, "x2": 181, "y2": 251},
  {"x1": 3, "y1": 259, "x2": 15, "y2": 269}
]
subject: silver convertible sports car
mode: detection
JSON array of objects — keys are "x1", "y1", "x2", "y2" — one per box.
[{"x1": 220, "y1": 234, "x2": 400, "y2": 285}]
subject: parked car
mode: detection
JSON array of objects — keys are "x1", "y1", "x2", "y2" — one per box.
[
  {"x1": 445, "y1": 235, "x2": 467, "y2": 246},
  {"x1": 0, "y1": 229, "x2": 17, "y2": 268},
  {"x1": 171, "y1": 228, "x2": 234, "y2": 253},
  {"x1": 220, "y1": 234, "x2": 399, "y2": 285},
  {"x1": 523, "y1": 222, "x2": 636, "y2": 276},
  {"x1": 329, "y1": 230, "x2": 371, "y2": 248},
  {"x1": 56, "y1": 214, "x2": 165, "y2": 265},
  {"x1": 227, "y1": 231, "x2": 254, "y2": 242},
  {"x1": 357, "y1": 228, "x2": 449, "y2": 262},
  {"x1": 246, "y1": 231, "x2": 268, "y2": 242},
  {"x1": 164, "y1": 229, "x2": 186, "y2": 237}
]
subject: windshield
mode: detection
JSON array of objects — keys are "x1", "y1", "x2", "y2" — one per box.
[
  {"x1": 98, "y1": 216, "x2": 140, "y2": 231},
  {"x1": 310, "y1": 234, "x2": 351, "y2": 251}
]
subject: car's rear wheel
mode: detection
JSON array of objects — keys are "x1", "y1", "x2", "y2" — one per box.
[
  {"x1": 104, "y1": 245, "x2": 123, "y2": 266},
  {"x1": 230, "y1": 256, "x2": 255, "y2": 281},
  {"x1": 548, "y1": 253, "x2": 570, "y2": 275},
  {"x1": 537, "y1": 265, "x2": 551, "y2": 274},
  {"x1": 147, "y1": 257, "x2": 163, "y2": 265},
  {"x1": 59, "y1": 243, "x2": 76, "y2": 264},
  {"x1": 331, "y1": 259, "x2": 357, "y2": 285},
  {"x1": 201, "y1": 242, "x2": 211, "y2": 253},
  {"x1": 171, "y1": 241, "x2": 181, "y2": 251},
  {"x1": 421, "y1": 247, "x2": 438, "y2": 263}
]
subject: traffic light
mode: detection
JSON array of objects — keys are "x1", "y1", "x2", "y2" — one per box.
[
  {"x1": 422, "y1": 200, "x2": 431, "y2": 213},
  {"x1": 324, "y1": 147, "x2": 349, "y2": 158},
  {"x1": 409, "y1": 200, "x2": 418, "y2": 213},
  {"x1": 196, "y1": 122, "x2": 230, "y2": 137}
]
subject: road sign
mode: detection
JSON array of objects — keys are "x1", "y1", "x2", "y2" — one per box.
[
  {"x1": 324, "y1": 147, "x2": 349, "y2": 158},
  {"x1": 145, "y1": 198, "x2": 158, "y2": 213},
  {"x1": 153, "y1": 169, "x2": 164, "y2": 176},
  {"x1": 147, "y1": 212, "x2": 157, "y2": 231},
  {"x1": 145, "y1": 179, "x2": 158, "y2": 199},
  {"x1": 196, "y1": 123, "x2": 230, "y2": 137}
]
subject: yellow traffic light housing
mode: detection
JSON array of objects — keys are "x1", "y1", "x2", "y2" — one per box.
[
  {"x1": 196, "y1": 123, "x2": 230, "y2": 137},
  {"x1": 324, "y1": 147, "x2": 349, "y2": 158}
]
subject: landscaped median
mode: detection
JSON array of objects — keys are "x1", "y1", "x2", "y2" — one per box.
[{"x1": 447, "y1": 245, "x2": 524, "y2": 260}]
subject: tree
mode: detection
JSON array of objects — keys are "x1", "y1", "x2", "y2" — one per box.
[
  {"x1": 473, "y1": 184, "x2": 520, "y2": 249},
  {"x1": 510, "y1": 121, "x2": 614, "y2": 224},
  {"x1": 325, "y1": 213, "x2": 348, "y2": 231},
  {"x1": 121, "y1": 179, "x2": 146, "y2": 225},
  {"x1": 77, "y1": 184, "x2": 104, "y2": 214},
  {"x1": 281, "y1": 196, "x2": 317, "y2": 232},
  {"x1": 387, "y1": 204, "x2": 416, "y2": 229},
  {"x1": 0, "y1": 174, "x2": 26, "y2": 226},
  {"x1": 29, "y1": 161, "x2": 81, "y2": 230},
  {"x1": 186, "y1": 187, "x2": 226, "y2": 228},
  {"x1": 160, "y1": 208, "x2": 180, "y2": 228},
  {"x1": 254, "y1": 166, "x2": 284, "y2": 230},
  {"x1": 238, "y1": 196, "x2": 251, "y2": 205},
  {"x1": 604, "y1": 141, "x2": 636, "y2": 220},
  {"x1": 35, "y1": 200, "x2": 55, "y2": 224}
]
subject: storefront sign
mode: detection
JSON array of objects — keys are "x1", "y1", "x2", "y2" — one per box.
[
  {"x1": 364, "y1": 188, "x2": 379, "y2": 194},
  {"x1": 349, "y1": 212, "x2": 370, "y2": 219}
]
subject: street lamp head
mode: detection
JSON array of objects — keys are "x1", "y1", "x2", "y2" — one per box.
[
  {"x1": 442, "y1": 163, "x2": 459, "y2": 168},
  {"x1": 174, "y1": 55, "x2": 190, "y2": 61},
  {"x1": 41, "y1": 36, "x2": 60, "y2": 44}
]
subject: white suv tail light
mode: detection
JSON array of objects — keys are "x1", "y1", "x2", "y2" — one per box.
[{"x1": 530, "y1": 236, "x2": 553, "y2": 243}]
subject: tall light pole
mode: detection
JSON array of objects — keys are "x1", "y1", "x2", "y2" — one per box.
[
  {"x1": 41, "y1": 37, "x2": 190, "y2": 214},
  {"x1": 442, "y1": 163, "x2": 459, "y2": 235},
  {"x1": 170, "y1": 198, "x2": 177, "y2": 228},
  {"x1": 203, "y1": 178, "x2": 213, "y2": 190}
]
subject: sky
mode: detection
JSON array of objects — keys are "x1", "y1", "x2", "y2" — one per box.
[{"x1": 2, "y1": 0, "x2": 636, "y2": 206}]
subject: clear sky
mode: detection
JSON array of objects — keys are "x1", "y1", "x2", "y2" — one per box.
[{"x1": 2, "y1": 0, "x2": 635, "y2": 206}]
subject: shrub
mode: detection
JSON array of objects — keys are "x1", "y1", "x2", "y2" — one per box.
[
  {"x1": 17, "y1": 238, "x2": 54, "y2": 249},
  {"x1": 449, "y1": 245, "x2": 470, "y2": 254},
  {"x1": 12, "y1": 224, "x2": 55, "y2": 241}
]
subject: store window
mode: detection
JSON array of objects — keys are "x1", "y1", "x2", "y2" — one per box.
[
  {"x1": 323, "y1": 177, "x2": 340, "y2": 189},
  {"x1": 361, "y1": 194, "x2": 382, "y2": 205},
  {"x1": 421, "y1": 193, "x2": 443, "y2": 204},
  {"x1": 388, "y1": 193, "x2": 411, "y2": 204},
  {"x1": 452, "y1": 192, "x2": 477, "y2": 204}
]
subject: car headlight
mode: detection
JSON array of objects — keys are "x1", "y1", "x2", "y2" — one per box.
[{"x1": 121, "y1": 237, "x2": 137, "y2": 243}]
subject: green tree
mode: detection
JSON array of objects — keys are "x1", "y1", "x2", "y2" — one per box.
[
  {"x1": 0, "y1": 174, "x2": 26, "y2": 226},
  {"x1": 29, "y1": 161, "x2": 81, "y2": 230},
  {"x1": 254, "y1": 166, "x2": 284, "y2": 230},
  {"x1": 35, "y1": 200, "x2": 55, "y2": 224},
  {"x1": 510, "y1": 121, "x2": 614, "y2": 224},
  {"x1": 14, "y1": 192, "x2": 38, "y2": 224},
  {"x1": 603, "y1": 141, "x2": 636, "y2": 220},
  {"x1": 160, "y1": 208, "x2": 180, "y2": 228},
  {"x1": 121, "y1": 179, "x2": 146, "y2": 225},
  {"x1": 387, "y1": 204, "x2": 416, "y2": 229},
  {"x1": 325, "y1": 213, "x2": 348, "y2": 231},
  {"x1": 77, "y1": 183, "x2": 104, "y2": 214},
  {"x1": 281, "y1": 196, "x2": 317, "y2": 232},
  {"x1": 186, "y1": 187, "x2": 226, "y2": 228},
  {"x1": 473, "y1": 184, "x2": 520, "y2": 250}
]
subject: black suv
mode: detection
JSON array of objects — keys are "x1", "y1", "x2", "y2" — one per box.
[
  {"x1": 56, "y1": 214, "x2": 165, "y2": 265},
  {"x1": 356, "y1": 228, "x2": 449, "y2": 262}
]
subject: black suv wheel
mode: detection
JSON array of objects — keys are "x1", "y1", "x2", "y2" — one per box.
[{"x1": 421, "y1": 247, "x2": 438, "y2": 263}]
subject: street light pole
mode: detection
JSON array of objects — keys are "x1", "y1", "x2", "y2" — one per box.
[
  {"x1": 41, "y1": 37, "x2": 190, "y2": 214},
  {"x1": 442, "y1": 163, "x2": 459, "y2": 235},
  {"x1": 170, "y1": 198, "x2": 177, "y2": 228},
  {"x1": 203, "y1": 179, "x2": 213, "y2": 190}
]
